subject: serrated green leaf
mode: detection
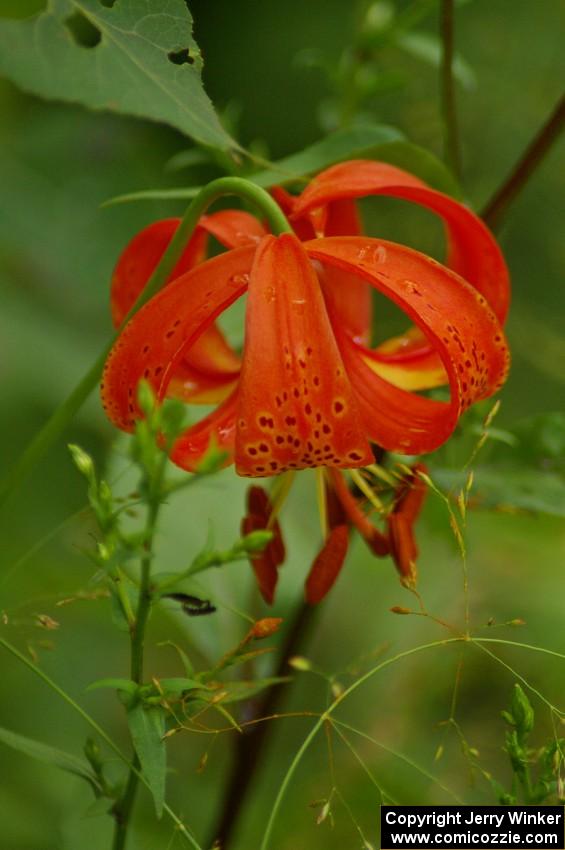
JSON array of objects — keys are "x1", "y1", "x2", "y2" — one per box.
[
  {"x1": 0, "y1": 0, "x2": 236, "y2": 151},
  {"x1": 0, "y1": 725, "x2": 100, "y2": 791},
  {"x1": 127, "y1": 703, "x2": 166, "y2": 818}
]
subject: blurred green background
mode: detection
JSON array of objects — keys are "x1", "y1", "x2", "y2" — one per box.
[{"x1": 0, "y1": 1, "x2": 564, "y2": 848}]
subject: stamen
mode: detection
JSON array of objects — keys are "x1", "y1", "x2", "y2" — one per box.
[
  {"x1": 267, "y1": 471, "x2": 296, "y2": 528},
  {"x1": 349, "y1": 468, "x2": 385, "y2": 514},
  {"x1": 315, "y1": 468, "x2": 329, "y2": 539},
  {"x1": 366, "y1": 463, "x2": 399, "y2": 487}
]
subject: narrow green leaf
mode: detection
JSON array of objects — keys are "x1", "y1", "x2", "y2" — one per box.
[
  {"x1": 247, "y1": 124, "x2": 404, "y2": 187},
  {"x1": 105, "y1": 126, "x2": 461, "y2": 206},
  {"x1": 0, "y1": 0, "x2": 236, "y2": 151},
  {"x1": 127, "y1": 703, "x2": 166, "y2": 818},
  {"x1": 86, "y1": 677, "x2": 138, "y2": 695},
  {"x1": 208, "y1": 676, "x2": 290, "y2": 705},
  {"x1": 0, "y1": 725, "x2": 100, "y2": 791},
  {"x1": 158, "y1": 677, "x2": 206, "y2": 695}
]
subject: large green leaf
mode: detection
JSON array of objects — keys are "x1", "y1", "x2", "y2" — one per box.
[
  {"x1": 0, "y1": 725, "x2": 101, "y2": 792},
  {"x1": 0, "y1": 0, "x2": 235, "y2": 151},
  {"x1": 127, "y1": 702, "x2": 166, "y2": 818}
]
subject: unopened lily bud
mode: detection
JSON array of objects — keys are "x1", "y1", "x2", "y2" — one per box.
[
  {"x1": 390, "y1": 606, "x2": 412, "y2": 615},
  {"x1": 250, "y1": 617, "x2": 283, "y2": 640}
]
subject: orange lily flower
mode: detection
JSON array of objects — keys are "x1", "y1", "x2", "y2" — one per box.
[{"x1": 101, "y1": 161, "x2": 510, "y2": 603}]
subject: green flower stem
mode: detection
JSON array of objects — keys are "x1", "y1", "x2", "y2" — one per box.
[
  {"x1": 0, "y1": 178, "x2": 291, "y2": 511},
  {"x1": 112, "y1": 452, "x2": 168, "y2": 850},
  {"x1": 0, "y1": 635, "x2": 201, "y2": 849},
  {"x1": 439, "y1": 0, "x2": 462, "y2": 183}
]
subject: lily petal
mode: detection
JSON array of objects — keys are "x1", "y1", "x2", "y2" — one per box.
[
  {"x1": 101, "y1": 246, "x2": 255, "y2": 431},
  {"x1": 387, "y1": 463, "x2": 428, "y2": 585},
  {"x1": 294, "y1": 160, "x2": 510, "y2": 322},
  {"x1": 109, "y1": 212, "x2": 265, "y2": 402},
  {"x1": 110, "y1": 218, "x2": 207, "y2": 327},
  {"x1": 234, "y1": 234, "x2": 373, "y2": 477},
  {"x1": 308, "y1": 236, "x2": 510, "y2": 455},
  {"x1": 305, "y1": 525, "x2": 350, "y2": 604},
  {"x1": 359, "y1": 336, "x2": 447, "y2": 391},
  {"x1": 170, "y1": 389, "x2": 238, "y2": 471},
  {"x1": 241, "y1": 485, "x2": 286, "y2": 605}
]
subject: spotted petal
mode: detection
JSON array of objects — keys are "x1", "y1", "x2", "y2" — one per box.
[
  {"x1": 101, "y1": 246, "x2": 255, "y2": 432},
  {"x1": 307, "y1": 236, "x2": 510, "y2": 455},
  {"x1": 234, "y1": 234, "x2": 373, "y2": 477},
  {"x1": 294, "y1": 160, "x2": 510, "y2": 321}
]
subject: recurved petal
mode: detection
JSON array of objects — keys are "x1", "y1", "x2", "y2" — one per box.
[
  {"x1": 110, "y1": 218, "x2": 207, "y2": 327},
  {"x1": 101, "y1": 245, "x2": 255, "y2": 432},
  {"x1": 318, "y1": 198, "x2": 373, "y2": 345},
  {"x1": 305, "y1": 525, "x2": 350, "y2": 604},
  {"x1": 169, "y1": 389, "x2": 238, "y2": 471},
  {"x1": 294, "y1": 160, "x2": 510, "y2": 322},
  {"x1": 199, "y1": 209, "x2": 267, "y2": 248},
  {"x1": 358, "y1": 332, "x2": 447, "y2": 391},
  {"x1": 234, "y1": 234, "x2": 373, "y2": 477},
  {"x1": 308, "y1": 236, "x2": 510, "y2": 455}
]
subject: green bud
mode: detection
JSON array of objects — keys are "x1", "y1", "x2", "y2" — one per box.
[
  {"x1": 288, "y1": 655, "x2": 312, "y2": 672},
  {"x1": 84, "y1": 737, "x2": 102, "y2": 770},
  {"x1": 137, "y1": 379, "x2": 157, "y2": 417},
  {"x1": 68, "y1": 443, "x2": 95, "y2": 480},
  {"x1": 511, "y1": 683, "x2": 534, "y2": 737},
  {"x1": 240, "y1": 530, "x2": 273, "y2": 553},
  {"x1": 161, "y1": 399, "x2": 187, "y2": 441}
]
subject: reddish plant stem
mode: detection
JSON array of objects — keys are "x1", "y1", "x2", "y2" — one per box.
[
  {"x1": 482, "y1": 93, "x2": 565, "y2": 231},
  {"x1": 208, "y1": 600, "x2": 318, "y2": 849}
]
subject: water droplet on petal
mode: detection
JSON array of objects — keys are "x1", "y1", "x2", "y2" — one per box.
[
  {"x1": 292, "y1": 299, "x2": 306, "y2": 315},
  {"x1": 229, "y1": 273, "x2": 250, "y2": 287}
]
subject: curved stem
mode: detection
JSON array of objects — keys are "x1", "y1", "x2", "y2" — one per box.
[
  {"x1": 439, "y1": 0, "x2": 462, "y2": 183},
  {"x1": 0, "y1": 179, "x2": 291, "y2": 511}
]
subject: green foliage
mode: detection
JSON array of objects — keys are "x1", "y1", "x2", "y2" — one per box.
[
  {"x1": 107, "y1": 124, "x2": 461, "y2": 205},
  {"x1": 0, "y1": 725, "x2": 102, "y2": 794},
  {"x1": 489, "y1": 684, "x2": 565, "y2": 805},
  {"x1": 434, "y1": 412, "x2": 565, "y2": 517},
  {"x1": 0, "y1": 0, "x2": 235, "y2": 150},
  {"x1": 127, "y1": 702, "x2": 167, "y2": 817}
]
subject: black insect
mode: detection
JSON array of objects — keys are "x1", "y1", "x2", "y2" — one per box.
[{"x1": 163, "y1": 592, "x2": 216, "y2": 617}]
